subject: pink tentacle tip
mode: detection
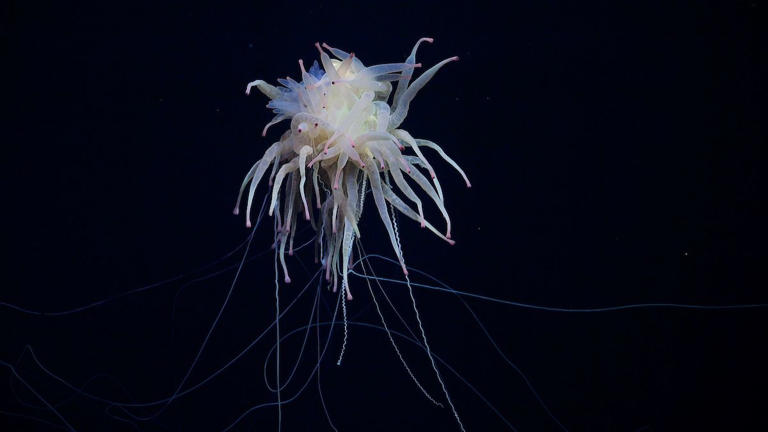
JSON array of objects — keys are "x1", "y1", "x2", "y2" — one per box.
[
  {"x1": 232, "y1": 207, "x2": 240, "y2": 215},
  {"x1": 450, "y1": 56, "x2": 460, "y2": 62},
  {"x1": 420, "y1": 219, "x2": 426, "y2": 228},
  {"x1": 413, "y1": 63, "x2": 422, "y2": 68},
  {"x1": 245, "y1": 220, "x2": 252, "y2": 228},
  {"x1": 284, "y1": 276, "x2": 291, "y2": 284},
  {"x1": 447, "y1": 239, "x2": 456, "y2": 246},
  {"x1": 346, "y1": 292, "x2": 353, "y2": 301},
  {"x1": 288, "y1": 249, "x2": 293, "y2": 256}
]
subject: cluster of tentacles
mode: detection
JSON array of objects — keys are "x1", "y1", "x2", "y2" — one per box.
[{"x1": 234, "y1": 39, "x2": 470, "y2": 299}]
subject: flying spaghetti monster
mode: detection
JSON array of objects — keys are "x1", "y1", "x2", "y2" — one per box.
[{"x1": 234, "y1": 39, "x2": 470, "y2": 299}]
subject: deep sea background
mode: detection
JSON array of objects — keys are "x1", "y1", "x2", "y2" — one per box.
[{"x1": 2, "y1": 1, "x2": 767, "y2": 431}]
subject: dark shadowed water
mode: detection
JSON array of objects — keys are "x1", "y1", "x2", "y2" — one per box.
[{"x1": 3, "y1": 1, "x2": 767, "y2": 431}]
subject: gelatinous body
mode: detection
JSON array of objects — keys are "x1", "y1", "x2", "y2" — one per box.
[{"x1": 235, "y1": 39, "x2": 469, "y2": 299}]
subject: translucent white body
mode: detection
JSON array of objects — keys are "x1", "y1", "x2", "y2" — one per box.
[{"x1": 235, "y1": 39, "x2": 469, "y2": 299}]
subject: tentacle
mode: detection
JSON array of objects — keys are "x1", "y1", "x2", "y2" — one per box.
[
  {"x1": 308, "y1": 145, "x2": 342, "y2": 167},
  {"x1": 269, "y1": 161, "x2": 299, "y2": 216},
  {"x1": 297, "y1": 146, "x2": 313, "y2": 219},
  {"x1": 244, "y1": 144, "x2": 281, "y2": 227},
  {"x1": 283, "y1": 173, "x2": 298, "y2": 233},
  {"x1": 381, "y1": 183, "x2": 454, "y2": 245},
  {"x1": 312, "y1": 165, "x2": 322, "y2": 208},
  {"x1": 279, "y1": 231, "x2": 291, "y2": 283},
  {"x1": 315, "y1": 42, "x2": 341, "y2": 82},
  {"x1": 321, "y1": 42, "x2": 366, "y2": 71},
  {"x1": 390, "y1": 56, "x2": 459, "y2": 129},
  {"x1": 245, "y1": 79, "x2": 282, "y2": 99},
  {"x1": 332, "y1": 200, "x2": 339, "y2": 234},
  {"x1": 359, "y1": 62, "x2": 421, "y2": 80},
  {"x1": 415, "y1": 139, "x2": 471, "y2": 187},
  {"x1": 365, "y1": 142, "x2": 388, "y2": 169},
  {"x1": 374, "y1": 101, "x2": 391, "y2": 132},
  {"x1": 334, "y1": 152, "x2": 349, "y2": 190},
  {"x1": 386, "y1": 162, "x2": 426, "y2": 227},
  {"x1": 262, "y1": 114, "x2": 288, "y2": 137},
  {"x1": 393, "y1": 129, "x2": 442, "y2": 201},
  {"x1": 342, "y1": 169, "x2": 361, "y2": 238},
  {"x1": 342, "y1": 141, "x2": 365, "y2": 168},
  {"x1": 233, "y1": 160, "x2": 260, "y2": 216},
  {"x1": 336, "y1": 52, "x2": 356, "y2": 77},
  {"x1": 341, "y1": 219, "x2": 355, "y2": 300},
  {"x1": 404, "y1": 162, "x2": 452, "y2": 239},
  {"x1": 365, "y1": 162, "x2": 407, "y2": 275},
  {"x1": 393, "y1": 37, "x2": 433, "y2": 111},
  {"x1": 268, "y1": 145, "x2": 284, "y2": 185}
]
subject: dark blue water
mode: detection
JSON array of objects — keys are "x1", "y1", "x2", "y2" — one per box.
[{"x1": 3, "y1": 1, "x2": 766, "y2": 431}]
